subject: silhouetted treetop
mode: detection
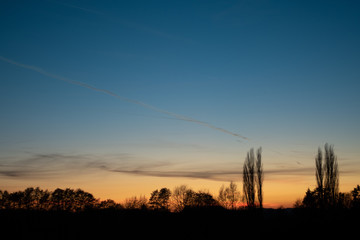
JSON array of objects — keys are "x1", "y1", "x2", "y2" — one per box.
[{"x1": 149, "y1": 188, "x2": 171, "y2": 210}]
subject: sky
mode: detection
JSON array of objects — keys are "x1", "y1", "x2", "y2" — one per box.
[{"x1": 1, "y1": 0, "x2": 360, "y2": 207}]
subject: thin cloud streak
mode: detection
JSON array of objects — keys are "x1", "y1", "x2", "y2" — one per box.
[
  {"x1": 105, "y1": 167, "x2": 316, "y2": 181},
  {"x1": 107, "y1": 168, "x2": 239, "y2": 181},
  {"x1": 0, "y1": 56, "x2": 249, "y2": 140},
  {"x1": 2, "y1": 152, "x2": 359, "y2": 182},
  {"x1": 0, "y1": 153, "x2": 96, "y2": 179}
]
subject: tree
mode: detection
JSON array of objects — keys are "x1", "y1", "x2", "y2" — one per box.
[
  {"x1": 124, "y1": 195, "x2": 147, "y2": 209},
  {"x1": 172, "y1": 185, "x2": 190, "y2": 212},
  {"x1": 323, "y1": 143, "x2": 339, "y2": 205},
  {"x1": 243, "y1": 148, "x2": 265, "y2": 208},
  {"x1": 183, "y1": 189, "x2": 196, "y2": 208},
  {"x1": 296, "y1": 144, "x2": 341, "y2": 209},
  {"x1": 243, "y1": 149, "x2": 255, "y2": 208},
  {"x1": 315, "y1": 147, "x2": 324, "y2": 206},
  {"x1": 73, "y1": 188, "x2": 96, "y2": 211},
  {"x1": 218, "y1": 181, "x2": 240, "y2": 209},
  {"x1": 8, "y1": 191, "x2": 24, "y2": 209},
  {"x1": 149, "y1": 188, "x2": 171, "y2": 210},
  {"x1": 183, "y1": 190, "x2": 218, "y2": 208},
  {"x1": 351, "y1": 185, "x2": 360, "y2": 208},
  {"x1": 256, "y1": 147, "x2": 264, "y2": 209},
  {"x1": 312, "y1": 144, "x2": 340, "y2": 207},
  {"x1": 99, "y1": 199, "x2": 121, "y2": 209},
  {"x1": 51, "y1": 188, "x2": 66, "y2": 210},
  {"x1": 302, "y1": 188, "x2": 318, "y2": 208},
  {"x1": 192, "y1": 192, "x2": 218, "y2": 208},
  {"x1": 49, "y1": 188, "x2": 97, "y2": 211}
]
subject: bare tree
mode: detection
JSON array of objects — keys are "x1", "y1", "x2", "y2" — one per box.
[
  {"x1": 172, "y1": 185, "x2": 190, "y2": 212},
  {"x1": 124, "y1": 195, "x2": 148, "y2": 209},
  {"x1": 324, "y1": 143, "x2": 339, "y2": 205},
  {"x1": 218, "y1": 185, "x2": 228, "y2": 208},
  {"x1": 256, "y1": 147, "x2": 264, "y2": 209},
  {"x1": 218, "y1": 181, "x2": 240, "y2": 209},
  {"x1": 313, "y1": 143, "x2": 339, "y2": 207},
  {"x1": 243, "y1": 149, "x2": 255, "y2": 208},
  {"x1": 315, "y1": 147, "x2": 324, "y2": 205}
]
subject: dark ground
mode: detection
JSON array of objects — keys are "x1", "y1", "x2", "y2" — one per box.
[{"x1": 1, "y1": 208, "x2": 358, "y2": 239}]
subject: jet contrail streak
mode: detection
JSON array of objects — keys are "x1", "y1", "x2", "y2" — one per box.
[{"x1": 0, "y1": 56, "x2": 249, "y2": 140}]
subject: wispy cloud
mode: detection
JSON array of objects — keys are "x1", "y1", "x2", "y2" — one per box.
[
  {"x1": 107, "y1": 168, "x2": 240, "y2": 181},
  {"x1": 2, "y1": 152, "x2": 359, "y2": 182},
  {"x1": 0, "y1": 56, "x2": 249, "y2": 140},
  {"x1": 96, "y1": 162, "x2": 326, "y2": 182},
  {"x1": 84, "y1": 158, "x2": 242, "y2": 182},
  {"x1": 0, "y1": 153, "x2": 97, "y2": 178}
]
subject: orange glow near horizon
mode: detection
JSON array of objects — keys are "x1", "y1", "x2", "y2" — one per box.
[{"x1": 1, "y1": 158, "x2": 359, "y2": 209}]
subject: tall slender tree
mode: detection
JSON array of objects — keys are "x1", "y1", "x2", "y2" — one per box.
[
  {"x1": 243, "y1": 149, "x2": 255, "y2": 208},
  {"x1": 315, "y1": 147, "x2": 324, "y2": 205},
  {"x1": 256, "y1": 147, "x2": 264, "y2": 209},
  {"x1": 323, "y1": 143, "x2": 339, "y2": 205},
  {"x1": 313, "y1": 143, "x2": 339, "y2": 207}
]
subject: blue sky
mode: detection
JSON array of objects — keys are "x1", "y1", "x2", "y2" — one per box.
[{"x1": 1, "y1": 0, "x2": 360, "y2": 205}]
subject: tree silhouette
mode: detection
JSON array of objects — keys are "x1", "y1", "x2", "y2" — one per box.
[
  {"x1": 296, "y1": 143, "x2": 347, "y2": 209},
  {"x1": 243, "y1": 147, "x2": 263, "y2": 209},
  {"x1": 218, "y1": 181, "x2": 240, "y2": 209},
  {"x1": 243, "y1": 149, "x2": 255, "y2": 208},
  {"x1": 312, "y1": 143, "x2": 339, "y2": 207},
  {"x1": 183, "y1": 190, "x2": 218, "y2": 208},
  {"x1": 315, "y1": 147, "x2": 324, "y2": 206},
  {"x1": 124, "y1": 195, "x2": 148, "y2": 209},
  {"x1": 98, "y1": 199, "x2": 120, "y2": 209},
  {"x1": 73, "y1": 188, "x2": 96, "y2": 211},
  {"x1": 172, "y1": 185, "x2": 190, "y2": 212},
  {"x1": 191, "y1": 192, "x2": 218, "y2": 208},
  {"x1": 351, "y1": 185, "x2": 360, "y2": 208},
  {"x1": 256, "y1": 147, "x2": 264, "y2": 209},
  {"x1": 0, "y1": 190, "x2": 9, "y2": 209},
  {"x1": 149, "y1": 188, "x2": 171, "y2": 210},
  {"x1": 302, "y1": 188, "x2": 318, "y2": 208},
  {"x1": 47, "y1": 188, "x2": 97, "y2": 211},
  {"x1": 323, "y1": 143, "x2": 339, "y2": 206}
]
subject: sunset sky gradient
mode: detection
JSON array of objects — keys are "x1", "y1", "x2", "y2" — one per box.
[{"x1": 1, "y1": 0, "x2": 360, "y2": 207}]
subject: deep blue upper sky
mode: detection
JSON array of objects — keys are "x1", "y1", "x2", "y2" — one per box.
[{"x1": 1, "y1": 1, "x2": 360, "y2": 194}]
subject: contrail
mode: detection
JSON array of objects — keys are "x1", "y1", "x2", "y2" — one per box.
[{"x1": 0, "y1": 56, "x2": 249, "y2": 140}]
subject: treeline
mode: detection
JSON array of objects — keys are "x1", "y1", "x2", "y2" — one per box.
[
  {"x1": 295, "y1": 185, "x2": 360, "y2": 209},
  {"x1": 0, "y1": 187, "x2": 118, "y2": 211},
  {"x1": 0, "y1": 183, "x2": 241, "y2": 212}
]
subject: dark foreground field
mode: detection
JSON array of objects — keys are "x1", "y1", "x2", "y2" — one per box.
[{"x1": 1, "y1": 208, "x2": 358, "y2": 239}]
